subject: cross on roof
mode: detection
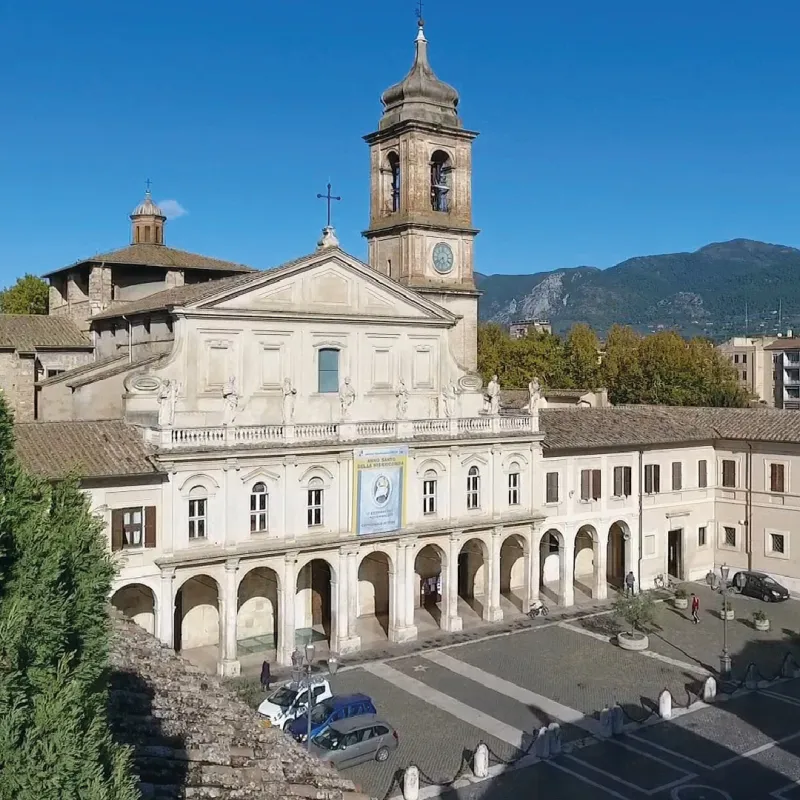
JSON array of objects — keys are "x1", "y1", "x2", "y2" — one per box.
[
  {"x1": 416, "y1": 0, "x2": 424, "y2": 24},
  {"x1": 316, "y1": 182, "x2": 341, "y2": 228},
  {"x1": 145, "y1": 178, "x2": 152, "y2": 193}
]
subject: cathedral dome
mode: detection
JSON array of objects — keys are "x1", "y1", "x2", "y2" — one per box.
[
  {"x1": 380, "y1": 22, "x2": 460, "y2": 129},
  {"x1": 131, "y1": 190, "x2": 165, "y2": 219}
]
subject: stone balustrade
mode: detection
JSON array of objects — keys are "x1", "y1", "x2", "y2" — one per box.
[{"x1": 146, "y1": 413, "x2": 539, "y2": 450}]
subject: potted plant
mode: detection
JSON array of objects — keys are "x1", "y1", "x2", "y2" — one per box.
[
  {"x1": 721, "y1": 599, "x2": 735, "y2": 621},
  {"x1": 753, "y1": 609, "x2": 770, "y2": 632},
  {"x1": 613, "y1": 591, "x2": 659, "y2": 651},
  {"x1": 673, "y1": 587, "x2": 689, "y2": 610}
]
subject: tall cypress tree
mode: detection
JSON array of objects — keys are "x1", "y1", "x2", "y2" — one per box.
[{"x1": 0, "y1": 395, "x2": 138, "y2": 800}]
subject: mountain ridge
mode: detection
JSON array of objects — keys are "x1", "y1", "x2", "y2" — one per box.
[{"x1": 477, "y1": 238, "x2": 800, "y2": 338}]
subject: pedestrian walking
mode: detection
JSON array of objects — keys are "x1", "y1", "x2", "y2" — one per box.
[
  {"x1": 625, "y1": 571, "x2": 636, "y2": 597},
  {"x1": 691, "y1": 593, "x2": 700, "y2": 624},
  {"x1": 260, "y1": 660, "x2": 271, "y2": 692}
]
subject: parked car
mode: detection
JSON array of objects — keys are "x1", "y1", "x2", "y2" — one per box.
[
  {"x1": 257, "y1": 679, "x2": 333, "y2": 730},
  {"x1": 309, "y1": 715, "x2": 399, "y2": 768},
  {"x1": 288, "y1": 693, "x2": 377, "y2": 743},
  {"x1": 732, "y1": 570, "x2": 790, "y2": 602}
]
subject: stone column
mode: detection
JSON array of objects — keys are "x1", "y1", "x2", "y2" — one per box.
[
  {"x1": 390, "y1": 540, "x2": 418, "y2": 643},
  {"x1": 278, "y1": 552, "x2": 298, "y2": 666},
  {"x1": 594, "y1": 529, "x2": 609, "y2": 600},
  {"x1": 486, "y1": 527, "x2": 504, "y2": 622},
  {"x1": 559, "y1": 527, "x2": 576, "y2": 608},
  {"x1": 218, "y1": 558, "x2": 241, "y2": 677},
  {"x1": 528, "y1": 524, "x2": 541, "y2": 610},
  {"x1": 442, "y1": 532, "x2": 463, "y2": 632},
  {"x1": 158, "y1": 567, "x2": 176, "y2": 648}
]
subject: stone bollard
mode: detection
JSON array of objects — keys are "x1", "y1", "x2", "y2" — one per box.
[
  {"x1": 535, "y1": 726, "x2": 550, "y2": 760},
  {"x1": 703, "y1": 676, "x2": 717, "y2": 702},
  {"x1": 548, "y1": 722, "x2": 562, "y2": 757},
  {"x1": 403, "y1": 765, "x2": 419, "y2": 800},
  {"x1": 611, "y1": 706, "x2": 625, "y2": 736},
  {"x1": 658, "y1": 689, "x2": 672, "y2": 720},
  {"x1": 782, "y1": 653, "x2": 800, "y2": 679},
  {"x1": 745, "y1": 664, "x2": 758, "y2": 690},
  {"x1": 473, "y1": 742, "x2": 489, "y2": 779},
  {"x1": 599, "y1": 707, "x2": 612, "y2": 739}
]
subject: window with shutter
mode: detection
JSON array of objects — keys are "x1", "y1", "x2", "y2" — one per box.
[
  {"x1": 672, "y1": 462, "x2": 682, "y2": 491},
  {"x1": 144, "y1": 506, "x2": 157, "y2": 548},
  {"x1": 111, "y1": 509, "x2": 124, "y2": 552},
  {"x1": 591, "y1": 469, "x2": 601, "y2": 500},
  {"x1": 580, "y1": 470, "x2": 591, "y2": 501},
  {"x1": 722, "y1": 460, "x2": 736, "y2": 488},
  {"x1": 770, "y1": 463, "x2": 786, "y2": 493},
  {"x1": 545, "y1": 472, "x2": 559, "y2": 503},
  {"x1": 644, "y1": 464, "x2": 660, "y2": 494},
  {"x1": 698, "y1": 460, "x2": 707, "y2": 488},
  {"x1": 623, "y1": 466, "x2": 632, "y2": 497}
]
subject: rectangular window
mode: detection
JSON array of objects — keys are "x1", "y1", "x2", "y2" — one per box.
[
  {"x1": 644, "y1": 535, "x2": 656, "y2": 556},
  {"x1": 580, "y1": 469, "x2": 601, "y2": 501},
  {"x1": 770, "y1": 463, "x2": 786, "y2": 493},
  {"x1": 307, "y1": 488, "x2": 323, "y2": 526},
  {"x1": 644, "y1": 464, "x2": 660, "y2": 494},
  {"x1": 698, "y1": 526, "x2": 707, "y2": 547},
  {"x1": 722, "y1": 460, "x2": 736, "y2": 488},
  {"x1": 508, "y1": 472, "x2": 520, "y2": 506},
  {"x1": 671, "y1": 462, "x2": 682, "y2": 491},
  {"x1": 545, "y1": 472, "x2": 559, "y2": 504},
  {"x1": 188, "y1": 498, "x2": 207, "y2": 539},
  {"x1": 769, "y1": 532, "x2": 786, "y2": 555},
  {"x1": 613, "y1": 466, "x2": 632, "y2": 497},
  {"x1": 423, "y1": 478, "x2": 437, "y2": 515},
  {"x1": 734, "y1": 354, "x2": 739, "y2": 364},
  {"x1": 742, "y1": 371, "x2": 747, "y2": 381},
  {"x1": 742, "y1": 354, "x2": 747, "y2": 364},
  {"x1": 724, "y1": 526, "x2": 737, "y2": 547},
  {"x1": 698, "y1": 459, "x2": 708, "y2": 488},
  {"x1": 122, "y1": 507, "x2": 143, "y2": 548},
  {"x1": 46, "y1": 368, "x2": 65, "y2": 379},
  {"x1": 317, "y1": 348, "x2": 340, "y2": 394}
]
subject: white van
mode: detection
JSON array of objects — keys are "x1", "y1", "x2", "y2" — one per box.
[{"x1": 257, "y1": 678, "x2": 333, "y2": 730}]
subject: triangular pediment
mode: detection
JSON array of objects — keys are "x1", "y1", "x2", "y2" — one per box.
[{"x1": 186, "y1": 248, "x2": 456, "y2": 324}]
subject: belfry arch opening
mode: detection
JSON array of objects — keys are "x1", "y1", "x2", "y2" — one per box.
[
  {"x1": 385, "y1": 151, "x2": 401, "y2": 212},
  {"x1": 430, "y1": 150, "x2": 452, "y2": 212}
]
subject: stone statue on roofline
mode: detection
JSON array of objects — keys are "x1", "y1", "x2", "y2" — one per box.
[
  {"x1": 527, "y1": 376, "x2": 546, "y2": 412},
  {"x1": 222, "y1": 376, "x2": 239, "y2": 426},
  {"x1": 339, "y1": 376, "x2": 356, "y2": 420},
  {"x1": 282, "y1": 378, "x2": 297, "y2": 424},
  {"x1": 441, "y1": 381, "x2": 457, "y2": 418},
  {"x1": 395, "y1": 377, "x2": 409, "y2": 420},
  {"x1": 483, "y1": 374, "x2": 500, "y2": 415},
  {"x1": 157, "y1": 379, "x2": 180, "y2": 427}
]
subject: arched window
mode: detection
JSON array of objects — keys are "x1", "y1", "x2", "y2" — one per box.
[
  {"x1": 423, "y1": 469, "x2": 437, "y2": 515},
  {"x1": 188, "y1": 486, "x2": 208, "y2": 539},
  {"x1": 508, "y1": 462, "x2": 521, "y2": 506},
  {"x1": 387, "y1": 152, "x2": 401, "y2": 212},
  {"x1": 318, "y1": 348, "x2": 340, "y2": 394},
  {"x1": 144, "y1": 225, "x2": 151, "y2": 243},
  {"x1": 466, "y1": 466, "x2": 480, "y2": 510},
  {"x1": 250, "y1": 482, "x2": 269, "y2": 533},
  {"x1": 430, "y1": 150, "x2": 452, "y2": 212},
  {"x1": 307, "y1": 477, "x2": 324, "y2": 527}
]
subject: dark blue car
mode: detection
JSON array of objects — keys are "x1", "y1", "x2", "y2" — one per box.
[{"x1": 287, "y1": 693, "x2": 377, "y2": 743}]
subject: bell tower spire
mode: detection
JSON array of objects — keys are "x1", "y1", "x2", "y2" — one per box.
[{"x1": 362, "y1": 17, "x2": 479, "y2": 369}]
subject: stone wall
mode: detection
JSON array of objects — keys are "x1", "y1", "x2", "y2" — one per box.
[
  {"x1": 109, "y1": 609, "x2": 363, "y2": 799},
  {"x1": 0, "y1": 352, "x2": 35, "y2": 421}
]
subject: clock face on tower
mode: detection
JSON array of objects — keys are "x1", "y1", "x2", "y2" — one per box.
[{"x1": 432, "y1": 242, "x2": 454, "y2": 274}]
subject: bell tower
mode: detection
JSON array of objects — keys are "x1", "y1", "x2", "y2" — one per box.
[{"x1": 363, "y1": 18, "x2": 480, "y2": 369}]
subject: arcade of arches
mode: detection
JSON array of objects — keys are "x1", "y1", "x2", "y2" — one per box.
[{"x1": 111, "y1": 521, "x2": 634, "y2": 676}]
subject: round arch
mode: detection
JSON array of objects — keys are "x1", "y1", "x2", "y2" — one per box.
[
  {"x1": 296, "y1": 558, "x2": 335, "y2": 647},
  {"x1": 457, "y1": 537, "x2": 490, "y2": 620},
  {"x1": 607, "y1": 520, "x2": 632, "y2": 591},
  {"x1": 574, "y1": 525, "x2": 599, "y2": 600},
  {"x1": 499, "y1": 533, "x2": 528, "y2": 613},
  {"x1": 237, "y1": 565, "x2": 281, "y2": 655},
  {"x1": 111, "y1": 583, "x2": 158, "y2": 636},
  {"x1": 538, "y1": 528, "x2": 565, "y2": 604},
  {"x1": 414, "y1": 542, "x2": 447, "y2": 631},
  {"x1": 174, "y1": 573, "x2": 220, "y2": 653},
  {"x1": 357, "y1": 551, "x2": 393, "y2": 640}
]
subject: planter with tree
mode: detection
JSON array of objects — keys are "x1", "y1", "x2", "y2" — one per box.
[
  {"x1": 673, "y1": 587, "x2": 689, "y2": 610},
  {"x1": 613, "y1": 591, "x2": 659, "y2": 651},
  {"x1": 753, "y1": 609, "x2": 770, "y2": 632}
]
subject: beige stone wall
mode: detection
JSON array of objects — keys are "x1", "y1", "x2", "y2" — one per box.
[{"x1": 0, "y1": 352, "x2": 35, "y2": 421}]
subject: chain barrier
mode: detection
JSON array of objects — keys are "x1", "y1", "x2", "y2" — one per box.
[
  {"x1": 414, "y1": 752, "x2": 471, "y2": 790},
  {"x1": 484, "y1": 731, "x2": 537, "y2": 768},
  {"x1": 379, "y1": 770, "x2": 405, "y2": 800}
]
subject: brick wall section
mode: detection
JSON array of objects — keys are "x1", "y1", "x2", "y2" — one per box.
[
  {"x1": 109, "y1": 610, "x2": 362, "y2": 799},
  {"x1": 88, "y1": 265, "x2": 113, "y2": 316}
]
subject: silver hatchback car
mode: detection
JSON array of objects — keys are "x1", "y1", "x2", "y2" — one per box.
[{"x1": 309, "y1": 714, "x2": 398, "y2": 769}]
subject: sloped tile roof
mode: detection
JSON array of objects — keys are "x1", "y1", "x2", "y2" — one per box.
[
  {"x1": 67, "y1": 352, "x2": 168, "y2": 389},
  {"x1": 90, "y1": 272, "x2": 261, "y2": 320},
  {"x1": 45, "y1": 243, "x2": 256, "y2": 277},
  {"x1": 37, "y1": 354, "x2": 126, "y2": 386},
  {"x1": 14, "y1": 419, "x2": 160, "y2": 479},
  {"x1": 539, "y1": 406, "x2": 800, "y2": 450},
  {"x1": 0, "y1": 314, "x2": 91, "y2": 352}
]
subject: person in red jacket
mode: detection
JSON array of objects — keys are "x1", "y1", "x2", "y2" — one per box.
[{"x1": 691, "y1": 592, "x2": 700, "y2": 624}]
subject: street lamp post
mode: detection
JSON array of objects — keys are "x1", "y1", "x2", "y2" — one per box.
[
  {"x1": 290, "y1": 643, "x2": 340, "y2": 750},
  {"x1": 707, "y1": 563, "x2": 732, "y2": 677}
]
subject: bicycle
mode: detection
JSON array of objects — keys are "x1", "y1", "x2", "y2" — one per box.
[{"x1": 527, "y1": 602, "x2": 549, "y2": 619}]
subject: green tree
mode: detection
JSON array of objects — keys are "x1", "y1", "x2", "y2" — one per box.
[
  {"x1": 613, "y1": 591, "x2": 659, "y2": 635},
  {"x1": 0, "y1": 274, "x2": 49, "y2": 315},
  {"x1": 477, "y1": 324, "x2": 569, "y2": 388},
  {"x1": 564, "y1": 323, "x2": 600, "y2": 388},
  {"x1": 0, "y1": 396, "x2": 138, "y2": 800}
]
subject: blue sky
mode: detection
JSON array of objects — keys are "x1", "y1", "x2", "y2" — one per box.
[{"x1": 2, "y1": 0, "x2": 799, "y2": 287}]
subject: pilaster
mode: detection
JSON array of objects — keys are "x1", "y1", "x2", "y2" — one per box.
[
  {"x1": 528, "y1": 522, "x2": 542, "y2": 610},
  {"x1": 559, "y1": 524, "x2": 576, "y2": 608},
  {"x1": 336, "y1": 546, "x2": 362, "y2": 655},
  {"x1": 158, "y1": 567, "x2": 176, "y2": 648},
  {"x1": 218, "y1": 558, "x2": 241, "y2": 677},
  {"x1": 390, "y1": 539, "x2": 418, "y2": 643},
  {"x1": 278, "y1": 551, "x2": 299, "y2": 666},
  {"x1": 442, "y1": 530, "x2": 463, "y2": 632},
  {"x1": 594, "y1": 528, "x2": 609, "y2": 600},
  {"x1": 486, "y1": 527, "x2": 504, "y2": 622}
]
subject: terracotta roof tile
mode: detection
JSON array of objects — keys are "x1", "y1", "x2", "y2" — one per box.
[
  {"x1": 540, "y1": 406, "x2": 800, "y2": 450},
  {"x1": 45, "y1": 243, "x2": 256, "y2": 278},
  {"x1": 14, "y1": 419, "x2": 160, "y2": 479},
  {"x1": 0, "y1": 315, "x2": 91, "y2": 351}
]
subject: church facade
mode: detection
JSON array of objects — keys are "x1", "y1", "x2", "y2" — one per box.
[{"x1": 11, "y1": 20, "x2": 800, "y2": 679}]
